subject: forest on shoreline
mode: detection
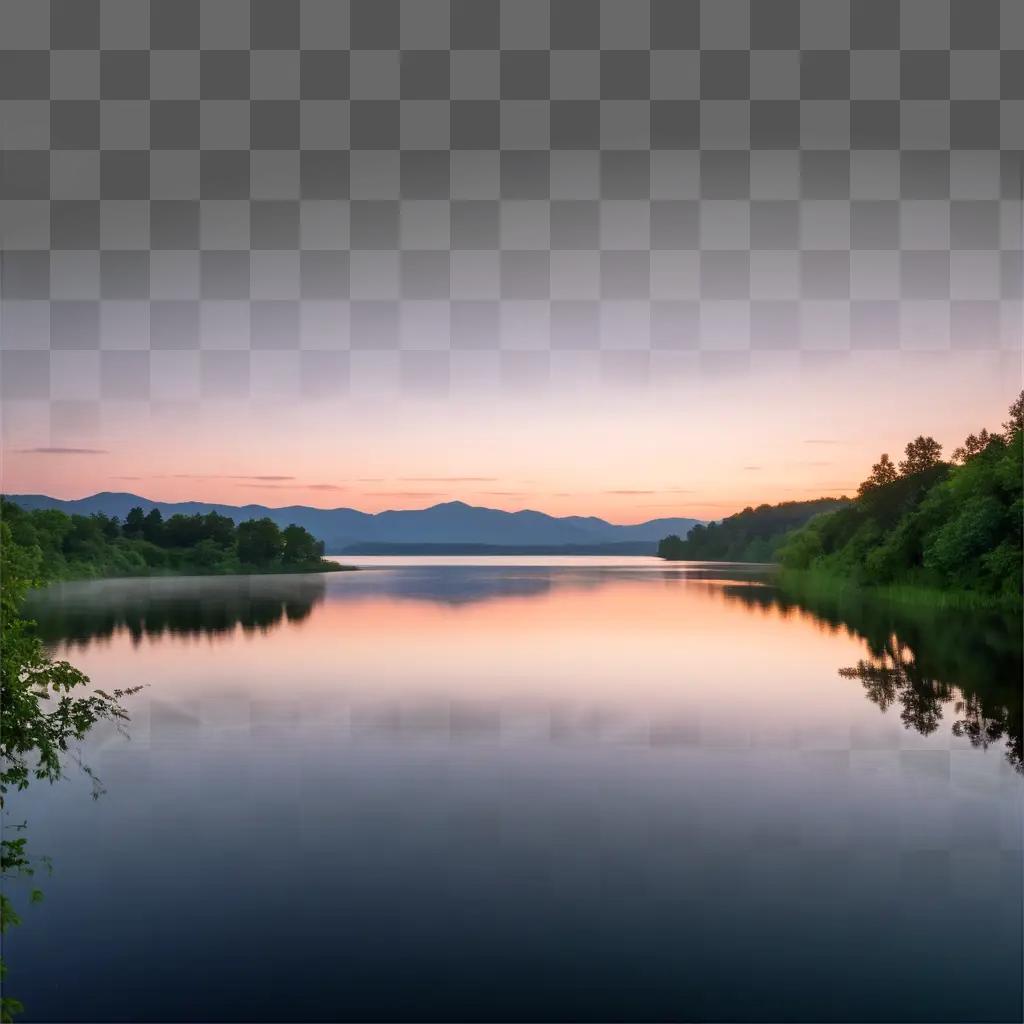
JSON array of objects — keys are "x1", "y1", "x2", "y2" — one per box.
[
  {"x1": 660, "y1": 392, "x2": 1024, "y2": 606},
  {"x1": 0, "y1": 499, "x2": 349, "y2": 584},
  {"x1": 656, "y1": 497, "x2": 849, "y2": 562}
]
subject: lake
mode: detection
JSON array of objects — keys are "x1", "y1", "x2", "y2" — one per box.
[{"x1": 8, "y1": 557, "x2": 1023, "y2": 1022}]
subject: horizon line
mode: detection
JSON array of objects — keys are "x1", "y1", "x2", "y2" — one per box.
[{"x1": 1, "y1": 487, "x2": 717, "y2": 527}]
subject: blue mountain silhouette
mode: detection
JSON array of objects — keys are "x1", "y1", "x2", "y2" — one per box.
[{"x1": 6, "y1": 492, "x2": 702, "y2": 554}]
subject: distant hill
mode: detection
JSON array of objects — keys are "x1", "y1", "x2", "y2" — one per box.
[
  {"x1": 6, "y1": 492, "x2": 703, "y2": 555},
  {"x1": 657, "y1": 497, "x2": 850, "y2": 562}
]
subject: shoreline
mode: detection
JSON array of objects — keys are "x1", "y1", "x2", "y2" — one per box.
[
  {"x1": 28, "y1": 561, "x2": 358, "y2": 587},
  {"x1": 654, "y1": 557, "x2": 1021, "y2": 611},
  {"x1": 773, "y1": 567, "x2": 1022, "y2": 612}
]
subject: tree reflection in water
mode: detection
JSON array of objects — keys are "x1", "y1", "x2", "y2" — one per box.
[
  {"x1": 24, "y1": 576, "x2": 326, "y2": 648},
  {"x1": 722, "y1": 579, "x2": 1023, "y2": 774},
  {"x1": 24, "y1": 569, "x2": 1023, "y2": 773}
]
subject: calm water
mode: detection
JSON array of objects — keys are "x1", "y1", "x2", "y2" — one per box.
[{"x1": 8, "y1": 558, "x2": 1023, "y2": 1022}]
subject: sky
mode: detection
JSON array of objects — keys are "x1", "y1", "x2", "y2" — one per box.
[
  {"x1": 3, "y1": 349, "x2": 1019, "y2": 523},
  {"x1": 3, "y1": 1, "x2": 1022, "y2": 524}
]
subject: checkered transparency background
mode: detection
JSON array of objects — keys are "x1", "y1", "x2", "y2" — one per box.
[{"x1": 1, "y1": 0, "x2": 1022, "y2": 411}]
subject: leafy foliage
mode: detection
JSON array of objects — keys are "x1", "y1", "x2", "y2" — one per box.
[
  {"x1": 236, "y1": 517, "x2": 285, "y2": 566},
  {"x1": 0, "y1": 520, "x2": 142, "y2": 1021},
  {"x1": 777, "y1": 393, "x2": 1023, "y2": 603},
  {"x1": 0, "y1": 500, "x2": 342, "y2": 584},
  {"x1": 657, "y1": 498, "x2": 850, "y2": 562}
]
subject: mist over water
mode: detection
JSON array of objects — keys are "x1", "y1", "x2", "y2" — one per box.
[{"x1": 10, "y1": 559, "x2": 1023, "y2": 1022}]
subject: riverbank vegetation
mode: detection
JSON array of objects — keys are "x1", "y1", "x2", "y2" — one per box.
[
  {"x1": 1, "y1": 520, "x2": 142, "y2": 1021},
  {"x1": 656, "y1": 497, "x2": 849, "y2": 562},
  {"x1": 777, "y1": 394, "x2": 1022, "y2": 605},
  {"x1": 659, "y1": 392, "x2": 1023, "y2": 608},
  {"x1": 0, "y1": 499, "x2": 349, "y2": 582}
]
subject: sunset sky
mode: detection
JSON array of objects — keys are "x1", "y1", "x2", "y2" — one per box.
[
  {"x1": 3, "y1": 348, "x2": 1018, "y2": 522},
  {"x1": 4, "y1": 0, "x2": 1021, "y2": 526}
]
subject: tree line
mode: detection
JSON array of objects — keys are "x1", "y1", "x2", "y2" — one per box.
[
  {"x1": 0, "y1": 499, "x2": 346, "y2": 582},
  {"x1": 657, "y1": 497, "x2": 850, "y2": 562},
  {"x1": 658, "y1": 392, "x2": 1023, "y2": 605},
  {"x1": 777, "y1": 392, "x2": 1023, "y2": 602}
]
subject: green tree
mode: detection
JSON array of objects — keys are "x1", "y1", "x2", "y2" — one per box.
[
  {"x1": 123, "y1": 506, "x2": 146, "y2": 539},
  {"x1": 1, "y1": 521, "x2": 140, "y2": 1021},
  {"x1": 162, "y1": 513, "x2": 204, "y2": 548},
  {"x1": 191, "y1": 538, "x2": 226, "y2": 570},
  {"x1": 923, "y1": 494, "x2": 1006, "y2": 584},
  {"x1": 141, "y1": 508, "x2": 164, "y2": 545},
  {"x1": 63, "y1": 514, "x2": 107, "y2": 562},
  {"x1": 779, "y1": 403, "x2": 1021, "y2": 601},
  {"x1": 857, "y1": 453, "x2": 898, "y2": 497},
  {"x1": 27, "y1": 509, "x2": 73, "y2": 559},
  {"x1": 281, "y1": 524, "x2": 324, "y2": 565},
  {"x1": 657, "y1": 499, "x2": 848, "y2": 562},
  {"x1": 898, "y1": 435, "x2": 943, "y2": 476},
  {"x1": 93, "y1": 513, "x2": 121, "y2": 541},
  {"x1": 236, "y1": 518, "x2": 283, "y2": 566},
  {"x1": 201, "y1": 511, "x2": 236, "y2": 548}
]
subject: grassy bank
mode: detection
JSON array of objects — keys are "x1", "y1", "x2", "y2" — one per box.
[{"x1": 775, "y1": 567, "x2": 1022, "y2": 612}]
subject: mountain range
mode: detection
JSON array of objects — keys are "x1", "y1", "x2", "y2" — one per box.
[{"x1": 6, "y1": 492, "x2": 703, "y2": 554}]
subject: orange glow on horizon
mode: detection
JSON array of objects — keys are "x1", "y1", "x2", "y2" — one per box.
[{"x1": 2, "y1": 350, "x2": 1018, "y2": 523}]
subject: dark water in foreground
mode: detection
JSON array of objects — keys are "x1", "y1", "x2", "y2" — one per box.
[{"x1": 8, "y1": 558, "x2": 1023, "y2": 1022}]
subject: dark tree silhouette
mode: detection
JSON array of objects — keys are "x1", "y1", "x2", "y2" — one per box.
[
  {"x1": 1003, "y1": 389, "x2": 1024, "y2": 438},
  {"x1": 202, "y1": 511, "x2": 235, "y2": 547},
  {"x1": 236, "y1": 517, "x2": 284, "y2": 566},
  {"x1": 123, "y1": 505, "x2": 146, "y2": 538},
  {"x1": 898, "y1": 436, "x2": 943, "y2": 476},
  {"x1": 951, "y1": 428, "x2": 998, "y2": 464},
  {"x1": 857, "y1": 453, "x2": 898, "y2": 496},
  {"x1": 141, "y1": 507, "x2": 164, "y2": 544}
]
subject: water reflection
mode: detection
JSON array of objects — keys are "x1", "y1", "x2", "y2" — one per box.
[
  {"x1": 24, "y1": 562, "x2": 750, "y2": 640},
  {"x1": 26, "y1": 561, "x2": 774, "y2": 643},
  {"x1": 25, "y1": 575, "x2": 325, "y2": 646},
  {"x1": 26, "y1": 564, "x2": 1022, "y2": 773},
  {"x1": 722, "y1": 581, "x2": 1023, "y2": 773},
  {"x1": 11, "y1": 562, "x2": 1023, "y2": 1022}
]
